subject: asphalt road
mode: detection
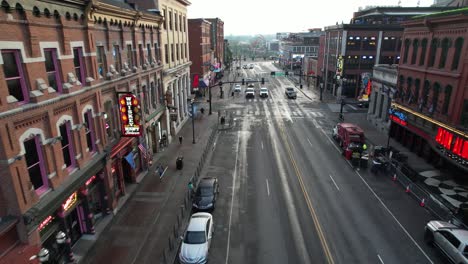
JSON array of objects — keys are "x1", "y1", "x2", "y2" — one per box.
[{"x1": 199, "y1": 61, "x2": 447, "y2": 264}]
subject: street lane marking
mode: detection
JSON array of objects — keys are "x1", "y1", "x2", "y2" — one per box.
[
  {"x1": 225, "y1": 130, "x2": 240, "y2": 264},
  {"x1": 329, "y1": 174, "x2": 340, "y2": 191},
  {"x1": 307, "y1": 138, "x2": 313, "y2": 147},
  {"x1": 377, "y1": 254, "x2": 384, "y2": 264},
  {"x1": 261, "y1": 141, "x2": 264, "y2": 150},
  {"x1": 280, "y1": 124, "x2": 335, "y2": 264},
  {"x1": 266, "y1": 179, "x2": 270, "y2": 196},
  {"x1": 355, "y1": 170, "x2": 434, "y2": 263}
]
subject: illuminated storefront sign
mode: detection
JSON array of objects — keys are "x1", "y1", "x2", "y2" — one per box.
[
  {"x1": 85, "y1": 175, "x2": 96, "y2": 186},
  {"x1": 119, "y1": 93, "x2": 142, "y2": 137},
  {"x1": 436, "y1": 127, "x2": 468, "y2": 160},
  {"x1": 389, "y1": 108, "x2": 407, "y2": 126},
  {"x1": 38, "y1": 215, "x2": 54, "y2": 231},
  {"x1": 62, "y1": 192, "x2": 78, "y2": 212}
]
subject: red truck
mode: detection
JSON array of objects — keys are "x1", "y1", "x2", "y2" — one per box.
[{"x1": 332, "y1": 123, "x2": 365, "y2": 152}]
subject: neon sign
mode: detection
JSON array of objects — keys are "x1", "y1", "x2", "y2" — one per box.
[
  {"x1": 390, "y1": 115, "x2": 407, "y2": 126},
  {"x1": 38, "y1": 215, "x2": 54, "y2": 231},
  {"x1": 85, "y1": 175, "x2": 96, "y2": 186},
  {"x1": 389, "y1": 108, "x2": 407, "y2": 126},
  {"x1": 118, "y1": 93, "x2": 142, "y2": 137},
  {"x1": 436, "y1": 127, "x2": 468, "y2": 160},
  {"x1": 62, "y1": 192, "x2": 78, "y2": 212}
]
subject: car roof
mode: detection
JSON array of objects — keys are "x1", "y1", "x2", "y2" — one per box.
[
  {"x1": 451, "y1": 229, "x2": 468, "y2": 242},
  {"x1": 199, "y1": 177, "x2": 217, "y2": 187},
  {"x1": 187, "y1": 212, "x2": 212, "y2": 231},
  {"x1": 260, "y1": 87, "x2": 268, "y2": 90}
]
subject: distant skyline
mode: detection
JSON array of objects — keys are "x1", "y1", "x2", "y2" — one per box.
[{"x1": 187, "y1": 0, "x2": 435, "y2": 36}]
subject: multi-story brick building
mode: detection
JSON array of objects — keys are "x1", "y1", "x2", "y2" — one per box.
[
  {"x1": 391, "y1": 8, "x2": 468, "y2": 174},
  {"x1": 318, "y1": 6, "x2": 454, "y2": 99},
  {"x1": 0, "y1": 1, "x2": 165, "y2": 262},
  {"x1": 188, "y1": 18, "x2": 212, "y2": 94},
  {"x1": 206, "y1": 18, "x2": 224, "y2": 75}
]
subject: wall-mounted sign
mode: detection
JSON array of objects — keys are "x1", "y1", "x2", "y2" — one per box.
[
  {"x1": 389, "y1": 108, "x2": 407, "y2": 126},
  {"x1": 436, "y1": 127, "x2": 468, "y2": 160},
  {"x1": 85, "y1": 175, "x2": 96, "y2": 187},
  {"x1": 62, "y1": 192, "x2": 78, "y2": 212},
  {"x1": 336, "y1": 55, "x2": 343, "y2": 76},
  {"x1": 38, "y1": 215, "x2": 54, "y2": 231},
  {"x1": 119, "y1": 93, "x2": 142, "y2": 137}
]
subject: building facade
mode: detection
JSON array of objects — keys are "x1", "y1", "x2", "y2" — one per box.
[
  {"x1": 188, "y1": 19, "x2": 212, "y2": 95},
  {"x1": 391, "y1": 8, "x2": 468, "y2": 174},
  {"x1": 0, "y1": 1, "x2": 164, "y2": 262},
  {"x1": 318, "y1": 6, "x2": 454, "y2": 99},
  {"x1": 206, "y1": 18, "x2": 224, "y2": 71},
  {"x1": 279, "y1": 29, "x2": 323, "y2": 70}
]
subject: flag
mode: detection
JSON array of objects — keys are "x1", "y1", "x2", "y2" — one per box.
[
  {"x1": 138, "y1": 143, "x2": 147, "y2": 160},
  {"x1": 124, "y1": 152, "x2": 136, "y2": 170}
]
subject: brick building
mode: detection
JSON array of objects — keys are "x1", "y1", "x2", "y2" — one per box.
[
  {"x1": 391, "y1": 8, "x2": 468, "y2": 174},
  {"x1": 318, "y1": 6, "x2": 454, "y2": 99},
  {"x1": 206, "y1": 18, "x2": 224, "y2": 73},
  {"x1": 188, "y1": 18, "x2": 212, "y2": 94},
  {"x1": 0, "y1": 0, "x2": 165, "y2": 262}
]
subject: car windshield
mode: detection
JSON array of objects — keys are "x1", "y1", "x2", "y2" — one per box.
[
  {"x1": 197, "y1": 187, "x2": 212, "y2": 196},
  {"x1": 184, "y1": 231, "x2": 206, "y2": 244},
  {"x1": 261, "y1": 88, "x2": 267, "y2": 92},
  {"x1": 286, "y1": 88, "x2": 294, "y2": 91}
]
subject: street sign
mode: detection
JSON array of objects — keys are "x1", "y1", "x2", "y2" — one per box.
[{"x1": 275, "y1": 72, "x2": 285, "y2": 76}]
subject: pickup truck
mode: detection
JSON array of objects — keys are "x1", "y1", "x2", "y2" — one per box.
[
  {"x1": 285, "y1": 87, "x2": 297, "y2": 99},
  {"x1": 425, "y1": 220, "x2": 468, "y2": 264}
]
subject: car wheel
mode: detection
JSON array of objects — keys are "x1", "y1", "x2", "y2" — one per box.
[{"x1": 424, "y1": 229, "x2": 434, "y2": 245}]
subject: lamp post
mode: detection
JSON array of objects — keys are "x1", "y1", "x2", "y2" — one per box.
[{"x1": 208, "y1": 83, "x2": 212, "y2": 115}]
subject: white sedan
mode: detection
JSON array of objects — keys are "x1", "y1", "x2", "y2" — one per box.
[
  {"x1": 259, "y1": 87, "x2": 269, "y2": 98},
  {"x1": 179, "y1": 212, "x2": 214, "y2": 264},
  {"x1": 234, "y1": 84, "x2": 242, "y2": 93}
]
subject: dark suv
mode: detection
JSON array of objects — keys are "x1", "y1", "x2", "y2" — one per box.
[{"x1": 192, "y1": 177, "x2": 219, "y2": 211}]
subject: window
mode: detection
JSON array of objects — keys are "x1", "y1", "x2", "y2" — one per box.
[
  {"x1": 171, "y1": 44, "x2": 174, "y2": 62},
  {"x1": 398, "y1": 75, "x2": 404, "y2": 99},
  {"x1": 147, "y1": 43, "x2": 152, "y2": 63},
  {"x1": 430, "y1": 83, "x2": 440, "y2": 114},
  {"x1": 452, "y1": 38, "x2": 463, "y2": 70},
  {"x1": 422, "y1": 81, "x2": 430, "y2": 108},
  {"x1": 163, "y1": 9, "x2": 167, "y2": 29},
  {"x1": 126, "y1": 44, "x2": 133, "y2": 68},
  {"x1": 96, "y1": 46, "x2": 107, "y2": 77},
  {"x1": 381, "y1": 36, "x2": 397, "y2": 51},
  {"x1": 44, "y1": 49, "x2": 62, "y2": 92},
  {"x1": 113, "y1": 45, "x2": 121, "y2": 72},
  {"x1": 139, "y1": 44, "x2": 144, "y2": 67},
  {"x1": 439, "y1": 38, "x2": 450, "y2": 69},
  {"x1": 176, "y1": 44, "x2": 179, "y2": 60},
  {"x1": 169, "y1": 11, "x2": 172, "y2": 30},
  {"x1": 406, "y1": 77, "x2": 412, "y2": 102},
  {"x1": 411, "y1": 39, "x2": 419, "y2": 65},
  {"x1": 362, "y1": 36, "x2": 376, "y2": 50},
  {"x1": 1, "y1": 50, "x2": 28, "y2": 102},
  {"x1": 164, "y1": 44, "x2": 168, "y2": 64},
  {"x1": 24, "y1": 136, "x2": 48, "y2": 194},
  {"x1": 59, "y1": 121, "x2": 75, "y2": 168},
  {"x1": 442, "y1": 85, "x2": 452, "y2": 115},
  {"x1": 414, "y1": 79, "x2": 421, "y2": 105},
  {"x1": 73, "y1": 47, "x2": 86, "y2": 84},
  {"x1": 440, "y1": 231, "x2": 461, "y2": 248},
  {"x1": 179, "y1": 15, "x2": 183, "y2": 31},
  {"x1": 461, "y1": 100, "x2": 468, "y2": 128},
  {"x1": 428, "y1": 38, "x2": 439, "y2": 67},
  {"x1": 419, "y1": 39, "x2": 428, "y2": 66},
  {"x1": 174, "y1": 13, "x2": 178, "y2": 31},
  {"x1": 154, "y1": 43, "x2": 159, "y2": 63},
  {"x1": 403, "y1": 39, "x2": 410, "y2": 64},
  {"x1": 84, "y1": 110, "x2": 96, "y2": 152},
  {"x1": 185, "y1": 44, "x2": 188, "y2": 59},
  {"x1": 150, "y1": 81, "x2": 156, "y2": 108},
  {"x1": 346, "y1": 36, "x2": 360, "y2": 50}
]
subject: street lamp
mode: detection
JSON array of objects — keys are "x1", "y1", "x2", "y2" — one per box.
[{"x1": 188, "y1": 98, "x2": 196, "y2": 144}]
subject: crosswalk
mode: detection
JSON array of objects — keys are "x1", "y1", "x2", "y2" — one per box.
[{"x1": 231, "y1": 109, "x2": 324, "y2": 118}]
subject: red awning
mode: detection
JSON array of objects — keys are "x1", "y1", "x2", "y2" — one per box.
[{"x1": 110, "y1": 137, "x2": 135, "y2": 158}]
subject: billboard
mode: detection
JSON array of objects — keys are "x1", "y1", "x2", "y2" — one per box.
[{"x1": 118, "y1": 93, "x2": 142, "y2": 137}]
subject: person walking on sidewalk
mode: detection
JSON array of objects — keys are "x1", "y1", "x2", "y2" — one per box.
[{"x1": 179, "y1": 136, "x2": 183, "y2": 145}]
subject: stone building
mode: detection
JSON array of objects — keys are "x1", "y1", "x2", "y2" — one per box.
[{"x1": 0, "y1": 0, "x2": 165, "y2": 262}]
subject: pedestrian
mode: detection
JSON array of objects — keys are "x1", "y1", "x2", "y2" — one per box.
[
  {"x1": 200, "y1": 108, "x2": 205, "y2": 114},
  {"x1": 179, "y1": 136, "x2": 183, "y2": 145},
  {"x1": 188, "y1": 180, "x2": 194, "y2": 198},
  {"x1": 162, "y1": 134, "x2": 167, "y2": 147}
]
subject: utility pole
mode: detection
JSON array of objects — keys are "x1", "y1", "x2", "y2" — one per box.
[{"x1": 191, "y1": 101, "x2": 195, "y2": 144}]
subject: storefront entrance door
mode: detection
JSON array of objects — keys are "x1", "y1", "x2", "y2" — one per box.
[{"x1": 66, "y1": 209, "x2": 82, "y2": 245}]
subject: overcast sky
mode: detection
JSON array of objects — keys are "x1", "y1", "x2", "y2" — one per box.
[{"x1": 187, "y1": 0, "x2": 435, "y2": 36}]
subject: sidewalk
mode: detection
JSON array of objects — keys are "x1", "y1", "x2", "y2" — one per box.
[{"x1": 296, "y1": 82, "x2": 468, "y2": 215}]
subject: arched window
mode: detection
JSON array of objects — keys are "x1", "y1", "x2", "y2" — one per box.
[
  {"x1": 428, "y1": 38, "x2": 439, "y2": 67},
  {"x1": 442, "y1": 85, "x2": 452, "y2": 115},
  {"x1": 430, "y1": 82, "x2": 441, "y2": 114},
  {"x1": 422, "y1": 80, "x2": 430, "y2": 108},
  {"x1": 451, "y1": 38, "x2": 464, "y2": 70},
  {"x1": 411, "y1": 39, "x2": 419, "y2": 64},
  {"x1": 403, "y1": 39, "x2": 411, "y2": 64},
  {"x1": 419, "y1": 39, "x2": 427, "y2": 66},
  {"x1": 414, "y1": 79, "x2": 421, "y2": 105},
  {"x1": 406, "y1": 77, "x2": 413, "y2": 102},
  {"x1": 439, "y1": 38, "x2": 450, "y2": 69}
]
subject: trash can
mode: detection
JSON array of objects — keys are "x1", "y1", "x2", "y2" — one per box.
[
  {"x1": 351, "y1": 152, "x2": 361, "y2": 167},
  {"x1": 360, "y1": 155, "x2": 369, "y2": 169},
  {"x1": 176, "y1": 156, "x2": 183, "y2": 170}
]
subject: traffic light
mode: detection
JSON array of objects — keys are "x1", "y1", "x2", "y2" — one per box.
[
  {"x1": 261, "y1": 78, "x2": 265, "y2": 85},
  {"x1": 270, "y1": 71, "x2": 276, "y2": 76},
  {"x1": 285, "y1": 71, "x2": 289, "y2": 76},
  {"x1": 242, "y1": 79, "x2": 245, "y2": 85}
]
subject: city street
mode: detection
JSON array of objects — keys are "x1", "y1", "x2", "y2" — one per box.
[{"x1": 200, "y1": 61, "x2": 447, "y2": 264}]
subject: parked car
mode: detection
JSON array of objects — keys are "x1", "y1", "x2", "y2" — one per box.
[
  {"x1": 234, "y1": 84, "x2": 242, "y2": 93},
  {"x1": 247, "y1": 83, "x2": 255, "y2": 88},
  {"x1": 179, "y1": 212, "x2": 214, "y2": 264},
  {"x1": 285, "y1": 87, "x2": 297, "y2": 99},
  {"x1": 259, "y1": 87, "x2": 269, "y2": 98},
  {"x1": 192, "y1": 177, "x2": 219, "y2": 211},
  {"x1": 249, "y1": 63, "x2": 254, "y2": 69},
  {"x1": 245, "y1": 88, "x2": 255, "y2": 99},
  {"x1": 425, "y1": 220, "x2": 468, "y2": 264}
]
